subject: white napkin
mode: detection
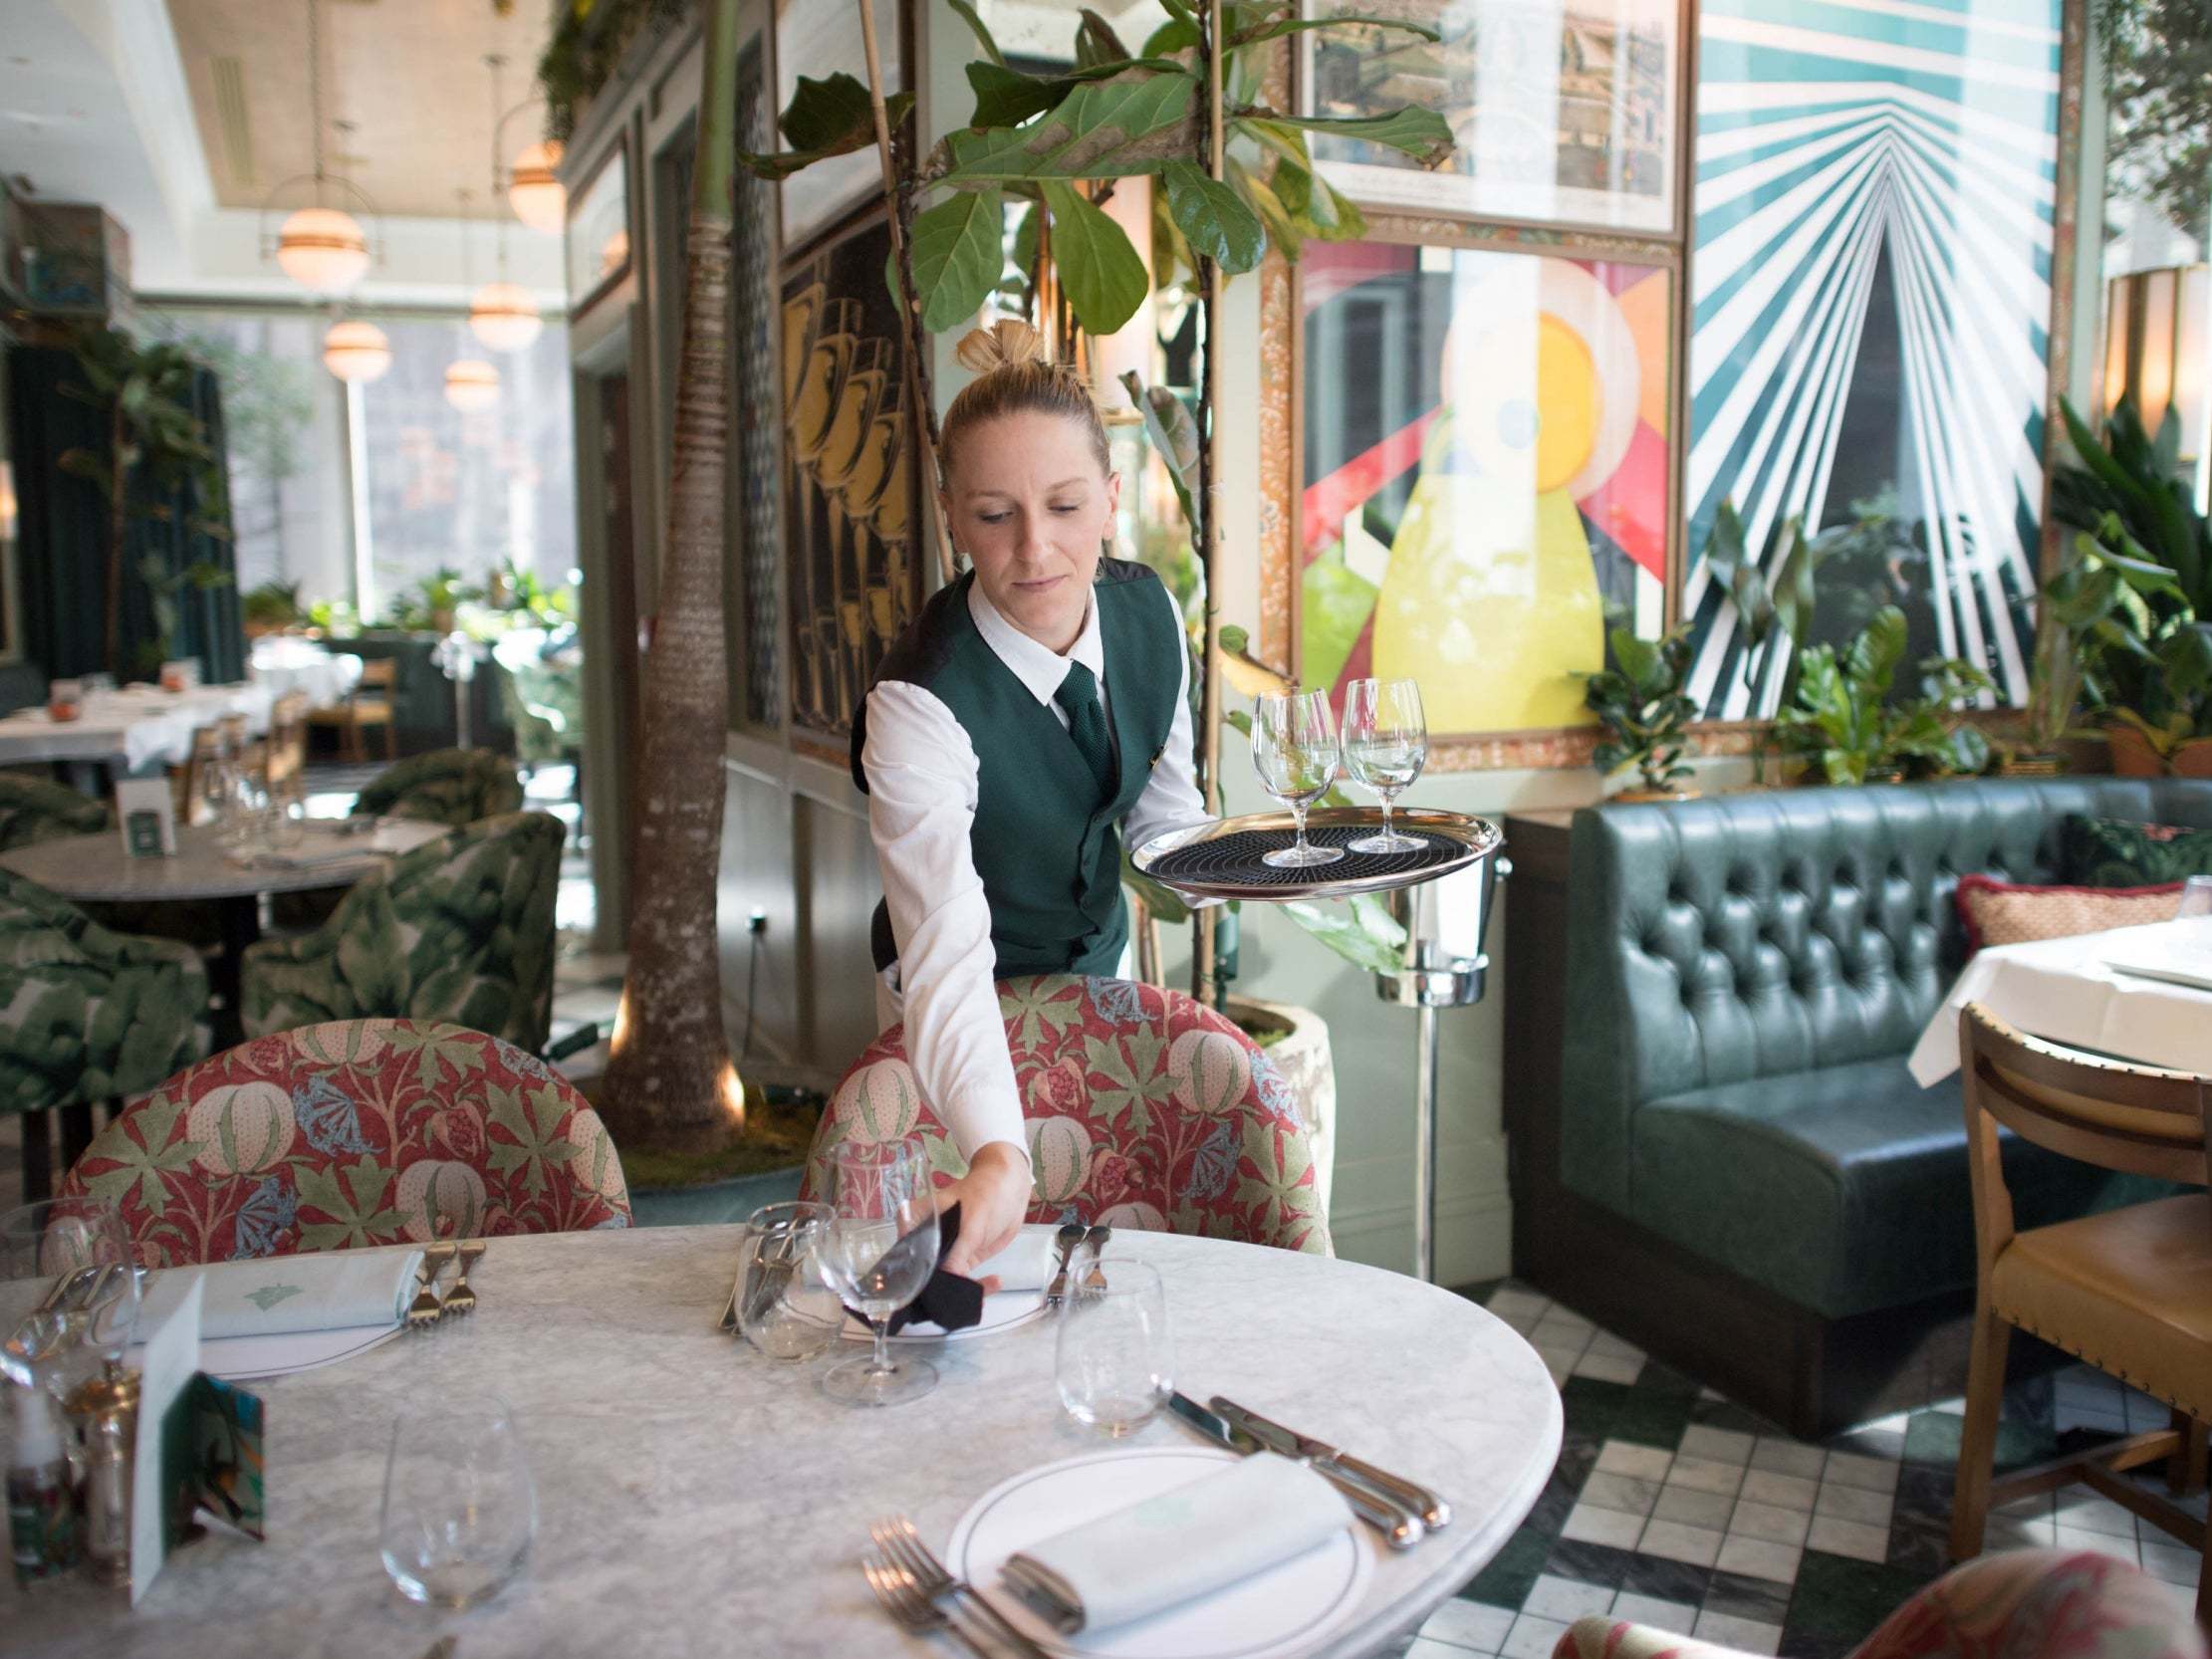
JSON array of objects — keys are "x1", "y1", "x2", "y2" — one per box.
[
  {"x1": 969, "y1": 1230, "x2": 1053, "y2": 1293},
  {"x1": 1001, "y1": 1453, "x2": 1352, "y2": 1632},
  {"x1": 137, "y1": 1249, "x2": 423, "y2": 1339}
]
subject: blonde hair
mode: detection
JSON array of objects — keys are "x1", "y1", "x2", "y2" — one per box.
[{"x1": 939, "y1": 321, "x2": 1111, "y2": 489}]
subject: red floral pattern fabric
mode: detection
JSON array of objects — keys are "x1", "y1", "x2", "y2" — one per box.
[
  {"x1": 58, "y1": 1020, "x2": 631, "y2": 1267},
  {"x1": 1550, "y1": 1549, "x2": 2206, "y2": 1659},
  {"x1": 803, "y1": 976, "x2": 1330, "y2": 1255}
]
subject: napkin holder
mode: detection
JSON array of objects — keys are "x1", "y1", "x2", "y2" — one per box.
[{"x1": 115, "y1": 779, "x2": 176, "y2": 857}]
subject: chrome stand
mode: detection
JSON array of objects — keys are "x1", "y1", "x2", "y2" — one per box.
[{"x1": 1372, "y1": 852, "x2": 1504, "y2": 1284}]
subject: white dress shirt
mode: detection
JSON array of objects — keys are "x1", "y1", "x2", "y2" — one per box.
[{"x1": 860, "y1": 578, "x2": 1210, "y2": 1165}]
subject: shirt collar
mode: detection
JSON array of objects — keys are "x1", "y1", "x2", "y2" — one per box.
[{"x1": 968, "y1": 580, "x2": 1105, "y2": 707}]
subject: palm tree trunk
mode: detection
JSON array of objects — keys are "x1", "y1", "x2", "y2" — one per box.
[{"x1": 598, "y1": 0, "x2": 744, "y2": 1154}]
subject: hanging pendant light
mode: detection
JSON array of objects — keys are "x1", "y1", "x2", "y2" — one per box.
[
  {"x1": 470, "y1": 59, "x2": 544, "y2": 351},
  {"x1": 323, "y1": 318, "x2": 392, "y2": 382},
  {"x1": 444, "y1": 357, "x2": 501, "y2": 411},
  {"x1": 261, "y1": 0, "x2": 378, "y2": 294},
  {"x1": 508, "y1": 139, "x2": 566, "y2": 234}
]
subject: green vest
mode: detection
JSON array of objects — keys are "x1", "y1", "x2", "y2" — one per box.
[{"x1": 853, "y1": 560, "x2": 1185, "y2": 978}]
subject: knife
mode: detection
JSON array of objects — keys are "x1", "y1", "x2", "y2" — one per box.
[
  {"x1": 1165, "y1": 1392, "x2": 1424, "y2": 1550},
  {"x1": 1209, "y1": 1397, "x2": 1452, "y2": 1530}
]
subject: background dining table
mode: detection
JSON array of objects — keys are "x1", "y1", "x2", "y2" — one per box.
[
  {"x1": 0, "y1": 820, "x2": 445, "y2": 1045},
  {"x1": 4, "y1": 1224, "x2": 1562, "y2": 1658},
  {"x1": 0, "y1": 684, "x2": 280, "y2": 793}
]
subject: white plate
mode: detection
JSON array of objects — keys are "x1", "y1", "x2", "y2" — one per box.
[
  {"x1": 835, "y1": 1289, "x2": 1048, "y2": 1344},
  {"x1": 945, "y1": 1447, "x2": 1373, "y2": 1659}
]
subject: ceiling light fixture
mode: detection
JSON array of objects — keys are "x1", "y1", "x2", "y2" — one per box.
[
  {"x1": 260, "y1": 0, "x2": 379, "y2": 294},
  {"x1": 446, "y1": 186, "x2": 502, "y2": 410},
  {"x1": 323, "y1": 317, "x2": 392, "y2": 382},
  {"x1": 469, "y1": 57, "x2": 543, "y2": 351}
]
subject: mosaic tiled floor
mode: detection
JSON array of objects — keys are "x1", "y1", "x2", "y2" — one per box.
[{"x1": 1407, "y1": 1281, "x2": 2205, "y2": 1658}]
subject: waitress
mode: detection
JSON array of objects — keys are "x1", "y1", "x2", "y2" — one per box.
[{"x1": 852, "y1": 321, "x2": 1209, "y2": 1278}]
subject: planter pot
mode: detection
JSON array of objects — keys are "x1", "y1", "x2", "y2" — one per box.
[
  {"x1": 626, "y1": 1162, "x2": 804, "y2": 1229},
  {"x1": 2169, "y1": 738, "x2": 2212, "y2": 779},
  {"x1": 2105, "y1": 723, "x2": 2164, "y2": 777},
  {"x1": 1227, "y1": 994, "x2": 1337, "y2": 1222}
]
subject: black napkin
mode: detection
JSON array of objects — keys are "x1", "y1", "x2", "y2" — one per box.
[{"x1": 841, "y1": 1202, "x2": 986, "y2": 1336}]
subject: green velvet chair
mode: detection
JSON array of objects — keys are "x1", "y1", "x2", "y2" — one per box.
[
  {"x1": 351, "y1": 747, "x2": 524, "y2": 828},
  {"x1": 0, "y1": 774, "x2": 110, "y2": 850},
  {"x1": 239, "y1": 811, "x2": 563, "y2": 1054},
  {"x1": 0, "y1": 866, "x2": 208, "y2": 1199}
]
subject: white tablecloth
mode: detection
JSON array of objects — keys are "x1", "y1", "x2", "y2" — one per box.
[
  {"x1": 248, "y1": 638, "x2": 364, "y2": 707},
  {"x1": 1908, "y1": 919, "x2": 2212, "y2": 1084},
  {"x1": 0, "y1": 683, "x2": 279, "y2": 773}
]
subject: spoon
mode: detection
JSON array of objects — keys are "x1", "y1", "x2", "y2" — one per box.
[
  {"x1": 1047, "y1": 1223, "x2": 1086, "y2": 1304},
  {"x1": 1080, "y1": 1224, "x2": 1112, "y2": 1290}
]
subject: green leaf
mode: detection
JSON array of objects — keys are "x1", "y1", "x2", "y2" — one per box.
[
  {"x1": 1143, "y1": 15, "x2": 1201, "y2": 53},
  {"x1": 1235, "y1": 163, "x2": 1305, "y2": 260},
  {"x1": 1220, "y1": 623, "x2": 1251, "y2": 655},
  {"x1": 1120, "y1": 371, "x2": 1200, "y2": 527},
  {"x1": 1163, "y1": 160, "x2": 1266, "y2": 273},
  {"x1": 1231, "y1": 12, "x2": 1441, "y2": 46},
  {"x1": 737, "y1": 76, "x2": 912, "y2": 179},
  {"x1": 1011, "y1": 201, "x2": 1040, "y2": 279},
  {"x1": 945, "y1": 0, "x2": 1006, "y2": 66},
  {"x1": 938, "y1": 74, "x2": 1200, "y2": 183},
  {"x1": 1075, "y1": 8, "x2": 1131, "y2": 67},
  {"x1": 1243, "y1": 107, "x2": 1454, "y2": 168},
  {"x1": 909, "y1": 187, "x2": 1006, "y2": 332},
  {"x1": 1040, "y1": 179, "x2": 1148, "y2": 335},
  {"x1": 965, "y1": 62, "x2": 1067, "y2": 128},
  {"x1": 1279, "y1": 897, "x2": 1407, "y2": 975}
]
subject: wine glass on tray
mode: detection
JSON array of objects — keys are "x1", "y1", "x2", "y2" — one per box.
[
  {"x1": 1343, "y1": 677, "x2": 1428, "y2": 853},
  {"x1": 1251, "y1": 688, "x2": 1344, "y2": 868}
]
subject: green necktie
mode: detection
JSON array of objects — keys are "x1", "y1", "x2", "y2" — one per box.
[{"x1": 1054, "y1": 661, "x2": 1115, "y2": 802}]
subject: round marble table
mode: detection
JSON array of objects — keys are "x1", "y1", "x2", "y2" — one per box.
[{"x1": 6, "y1": 1225, "x2": 1561, "y2": 1659}]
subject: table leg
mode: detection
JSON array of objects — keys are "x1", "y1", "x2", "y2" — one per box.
[
  {"x1": 1413, "y1": 1003, "x2": 1439, "y2": 1284},
  {"x1": 209, "y1": 895, "x2": 262, "y2": 1052},
  {"x1": 68, "y1": 759, "x2": 107, "y2": 799}
]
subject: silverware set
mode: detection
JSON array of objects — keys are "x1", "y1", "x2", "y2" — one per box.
[
  {"x1": 405, "y1": 1242, "x2": 485, "y2": 1331},
  {"x1": 1043, "y1": 1223, "x2": 1111, "y2": 1307},
  {"x1": 860, "y1": 1515, "x2": 1051, "y2": 1659}
]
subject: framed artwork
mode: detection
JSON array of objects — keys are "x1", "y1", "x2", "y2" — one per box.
[
  {"x1": 566, "y1": 139, "x2": 631, "y2": 311},
  {"x1": 780, "y1": 208, "x2": 922, "y2": 742},
  {"x1": 732, "y1": 34, "x2": 784, "y2": 732},
  {"x1": 1300, "y1": 232, "x2": 1676, "y2": 757},
  {"x1": 1301, "y1": 0, "x2": 1682, "y2": 237},
  {"x1": 774, "y1": 0, "x2": 903, "y2": 255},
  {"x1": 1680, "y1": 0, "x2": 2064, "y2": 721}
]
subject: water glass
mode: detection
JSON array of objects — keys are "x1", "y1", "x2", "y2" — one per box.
[
  {"x1": 1252, "y1": 688, "x2": 1344, "y2": 868},
  {"x1": 0, "y1": 1197, "x2": 139, "y2": 1385},
  {"x1": 1056, "y1": 1259, "x2": 1171, "y2": 1437},
  {"x1": 2176, "y1": 875, "x2": 2212, "y2": 920},
  {"x1": 816, "y1": 1138, "x2": 939, "y2": 1407},
  {"x1": 1343, "y1": 678, "x2": 1429, "y2": 853},
  {"x1": 732, "y1": 1201, "x2": 841, "y2": 1362},
  {"x1": 379, "y1": 1392, "x2": 536, "y2": 1609}
]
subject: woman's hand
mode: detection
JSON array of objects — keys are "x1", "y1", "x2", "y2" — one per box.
[{"x1": 939, "y1": 1139, "x2": 1032, "y2": 1285}]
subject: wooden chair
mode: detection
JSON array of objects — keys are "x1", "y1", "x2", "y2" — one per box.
[
  {"x1": 265, "y1": 690, "x2": 310, "y2": 793},
  {"x1": 172, "y1": 726, "x2": 221, "y2": 827},
  {"x1": 1949, "y1": 1001, "x2": 2210, "y2": 1626},
  {"x1": 218, "y1": 711, "x2": 266, "y2": 792},
  {"x1": 307, "y1": 656, "x2": 397, "y2": 763}
]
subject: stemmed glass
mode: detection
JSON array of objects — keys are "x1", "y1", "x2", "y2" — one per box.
[
  {"x1": 0, "y1": 1197, "x2": 140, "y2": 1386},
  {"x1": 1343, "y1": 678, "x2": 1429, "y2": 853},
  {"x1": 380, "y1": 1392, "x2": 537, "y2": 1608},
  {"x1": 2176, "y1": 875, "x2": 2212, "y2": 920},
  {"x1": 1055, "y1": 1258, "x2": 1172, "y2": 1437},
  {"x1": 1252, "y1": 688, "x2": 1345, "y2": 868},
  {"x1": 818, "y1": 1137, "x2": 940, "y2": 1407}
]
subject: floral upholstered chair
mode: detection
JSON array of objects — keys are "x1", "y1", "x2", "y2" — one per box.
[
  {"x1": 0, "y1": 867, "x2": 208, "y2": 1198},
  {"x1": 0, "y1": 775, "x2": 109, "y2": 850},
  {"x1": 240, "y1": 812, "x2": 562, "y2": 1053},
  {"x1": 58, "y1": 1019, "x2": 630, "y2": 1266},
  {"x1": 803, "y1": 976, "x2": 1331, "y2": 1254},
  {"x1": 1550, "y1": 1548, "x2": 2205, "y2": 1659},
  {"x1": 352, "y1": 747, "x2": 525, "y2": 829}
]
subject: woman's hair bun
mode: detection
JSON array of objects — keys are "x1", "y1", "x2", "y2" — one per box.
[{"x1": 954, "y1": 319, "x2": 1050, "y2": 376}]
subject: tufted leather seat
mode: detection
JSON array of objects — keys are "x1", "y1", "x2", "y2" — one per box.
[{"x1": 1561, "y1": 779, "x2": 2212, "y2": 1320}]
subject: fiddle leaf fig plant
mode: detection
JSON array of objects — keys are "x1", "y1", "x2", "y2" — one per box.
[
  {"x1": 1584, "y1": 620, "x2": 1698, "y2": 793},
  {"x1": 1775, "y1": 606, "x2": 1995, "y2": 784}
]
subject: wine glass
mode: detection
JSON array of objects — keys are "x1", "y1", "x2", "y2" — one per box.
[
  {"x1": 0, "y1": 1197, "x2": 139, "y2": 1387},
  {"x1": 1343, "y1": 678, "x2": 1429, "y2": 853},
  {"x1": 379, "y1": 1392, "x2": 536, "y2": 1608},
  {"x1": 2176, "y1": 875, "x2": 2212, "y2": 920},
  {"x1": 1252, "y1": 688, "x2": 1345, "y2": 868},
  {"x1": 1055, "y1": 1258, "x2": 1172, "y2": 1437},
  {"x1": 732, "y1": 1201, "x2": 842, "y2": 1362},
  {"x1": 817, "y1": 1138, "x2": 940, "y2": 1407}
]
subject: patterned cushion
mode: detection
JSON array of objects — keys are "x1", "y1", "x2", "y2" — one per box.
[
  {"x1": 803, "y1": 975, "x2": 1330, "y2": 1255},
  {"x1": 1551, "y1": 1549, "x2": 2206, "y2": 1659},
  {"x1": 0, "y1": 775, "x2": 109, "y2": 852},
  {"x1": 58, "y1": 1019, "x2": 630, "y2": 1266},
  {"x1": 352, "y1": 747, "x2": 524, "y2": 828},
  {"x1": 2063, "y1": 815, "x2": 2212, "y2": 887},
  {"x1": 1954, "y1": 873, "x2": 2182, "y2": 951},
  {"x1": 239, "y1": 812, "x2": 562, "y2": 1052}
]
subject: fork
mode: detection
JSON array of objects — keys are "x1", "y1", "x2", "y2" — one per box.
[
  {"x1": 405, "y1": 1244, "x2": 457, "y2": 1328},
  {"x1": 440, "y1": 1243, "x2": 486, "y2": 1318},
  {"x1": 871, "y1": 1517, "x2": 1053, "y2": 1659},
  {"x1": 860, "y1": 1553, "x2": 991, "y2": 1657}
]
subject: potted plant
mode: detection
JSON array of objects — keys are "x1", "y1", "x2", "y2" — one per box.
[
  {"x1": 241, "y1": 580, "x2": 303, "y2": 638},
  {"x1": 2049, "y1": 396, "x2": 2212, "y2": 775},
  {"x1": 1584, "y1": 619, "x2": 1698, "y2": 801},
  {"x1": 1774, "y1": 606, "x2": 1995, "y2": 785}
]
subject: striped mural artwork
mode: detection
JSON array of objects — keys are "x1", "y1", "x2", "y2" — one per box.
[{"x1": 1683, "y1": 0, "x2": 2063, "y2": 719}]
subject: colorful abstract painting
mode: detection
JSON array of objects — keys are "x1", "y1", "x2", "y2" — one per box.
[
  {"x1": 1302, "y1": 239, "x2": 1673, "y2": 735},
  {"x1": 1683, "y1": 0, "x2": 2062, "y2": 719}
]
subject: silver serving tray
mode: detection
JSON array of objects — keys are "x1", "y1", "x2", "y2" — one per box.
[{"x1": 1130, "y1": 808, "x2": 1503, "y2": 902}]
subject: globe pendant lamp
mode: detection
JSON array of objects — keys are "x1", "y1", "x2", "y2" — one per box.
[
  {"x1": 508, "y1": 140, "x2": 565, "y2": 234},
  {"x1": 445, "y1": 357, "x2": 500, "y2": 411},
  {"x1": 260, "y1": 0, "x2": 379, "y2": 295},
  {"x1": 469, "y1": 281, "x2": 541, "y2": 352},
  {"x1": 323, "y1": 318, "x2": 392, "y2": 382}
]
